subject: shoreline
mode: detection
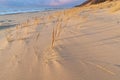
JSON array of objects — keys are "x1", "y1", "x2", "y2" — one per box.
[{"x1": 0, "y1": 7, "x2": 67, "y2": 16}]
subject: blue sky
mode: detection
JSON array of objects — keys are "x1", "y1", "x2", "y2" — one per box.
[{"x1": 0, "y1": 0, "x2": 85, "y2": 7}]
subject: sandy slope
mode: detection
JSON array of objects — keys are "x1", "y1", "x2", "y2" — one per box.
[{"x1": 0, "y1": 3, "x2": 120, "y2": 80}]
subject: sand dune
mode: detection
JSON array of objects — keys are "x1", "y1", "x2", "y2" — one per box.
[{"x1": 0, "y1": 1, "x2": 120, "y2": 80}]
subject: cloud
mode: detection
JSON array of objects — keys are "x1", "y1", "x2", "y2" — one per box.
[
  {"x1": 0, "y1": 0, "x2": 84, "y2": 7},
  {"x1": 49, "y1": 0, "x2": 78, "y2": 6}
]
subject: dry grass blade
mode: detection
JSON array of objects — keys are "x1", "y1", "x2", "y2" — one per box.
[
  {"x1": 110, "y1": 2, "x2": 120, "y2": 12},
  {"x1": 51, "y1": 27, "x2": 55, "y2": 48}
]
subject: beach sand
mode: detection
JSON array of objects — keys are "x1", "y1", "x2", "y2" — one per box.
[{"x1": 0, "y1": 1, "x2": 120, "y2": 80}]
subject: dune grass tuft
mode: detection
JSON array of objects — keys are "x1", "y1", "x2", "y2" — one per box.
[
  {"x1": 110, "y1": 2, "x2": 120, "y2": 12},
  {"x1": 51, "y1": 12, "x2": 69, "y2": 48},
  {"x1": 6, "y1": 17, "x2": 41, "y2": 42}
]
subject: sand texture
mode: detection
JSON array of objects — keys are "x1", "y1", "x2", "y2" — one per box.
[{"x1": 0, "y1": 1, "x2": 120, "y2": 80}]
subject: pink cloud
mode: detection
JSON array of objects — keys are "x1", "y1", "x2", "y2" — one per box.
[
  {"x1": 0, "y1": 0, "x2": 6, "y2": 3},
  {"x1": 50, "y1": 0, "x2": 77, "y2": 6}
]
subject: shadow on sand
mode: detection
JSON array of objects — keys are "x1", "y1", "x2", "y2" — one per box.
[{"x1": 0, "y1": 24, "x2": 17, "y2": 30}]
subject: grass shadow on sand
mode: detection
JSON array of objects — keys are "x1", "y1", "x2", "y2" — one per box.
[{"x1": 0, "y1": 24, "x2": 17, "y2": 30}]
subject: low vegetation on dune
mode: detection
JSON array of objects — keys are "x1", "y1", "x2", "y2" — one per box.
[
  {"x1": 110, "y1": 2, "x2": 120, "y2": 12},
  {"x1": 87, "y1": 0, "x2": 113, "y2": 4},
  {"x1": 76, "y1": 0, "x2": 120, "y2": 13},
  {"x1": 76, "y1": 0, "x2": 114, "y2": 6},
  {"x1": 6, "y1": 17, "x2": 41, "y2": 42}
]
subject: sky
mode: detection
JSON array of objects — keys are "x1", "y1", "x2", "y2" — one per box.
[{"x1": 0, "y1": 0, "x2": 85, "y2": 8}]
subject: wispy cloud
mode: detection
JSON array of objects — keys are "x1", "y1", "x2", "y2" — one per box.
[
  {"x1": 0, "y1": 0, "x2": 84, "y2": 7},
  {"x1": 49, "y1": 0, "x2": 78, "y2": 6}
]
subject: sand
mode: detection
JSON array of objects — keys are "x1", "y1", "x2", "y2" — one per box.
[{"x1": 0, "y1": 2, "x2": 120, "y2": 80}]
